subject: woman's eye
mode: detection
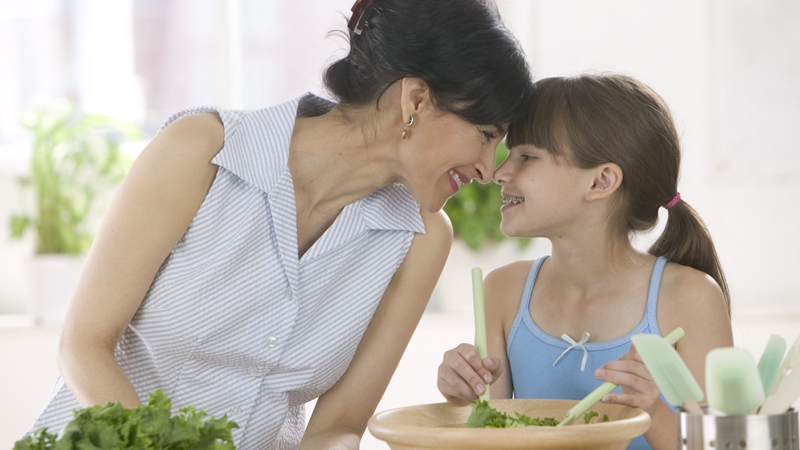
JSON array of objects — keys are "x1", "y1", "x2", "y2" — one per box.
[{"x1": 482, "y1": 131, "x2": 496, "y2": 141}]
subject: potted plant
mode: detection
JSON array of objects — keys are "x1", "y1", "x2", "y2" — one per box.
[{"x1": 9, "y1": 101, "x2": 139, "y2": 326}]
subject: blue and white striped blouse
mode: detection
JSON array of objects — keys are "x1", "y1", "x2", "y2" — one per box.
[{"x1": 29, "y1": 94, "x2": 426, "y2": 449}]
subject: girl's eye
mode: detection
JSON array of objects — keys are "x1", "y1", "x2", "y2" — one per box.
[{"x1": 521, "y1": 154, "x2": 536, "y2": 161}]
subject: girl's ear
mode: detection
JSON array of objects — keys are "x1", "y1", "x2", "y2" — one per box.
[{"x1": 586, "y1": 163, "x2": 623, "y2": 201}]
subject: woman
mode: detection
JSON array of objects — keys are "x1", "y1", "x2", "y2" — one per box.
[{"x1": 29, "y1": 0, "x2": 535, "y2": 449}]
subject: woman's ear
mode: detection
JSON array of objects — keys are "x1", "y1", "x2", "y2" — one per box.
[
  {"x1": 585, "y1": 163, "x2": 623, "y2": 201},
  {"x1": 399, "y1": 77, "x2": 431, "y2": 121}
]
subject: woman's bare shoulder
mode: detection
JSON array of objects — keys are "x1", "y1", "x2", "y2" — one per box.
[{"x1": 155, "y1": 112, "x2": 225, "y2": 163}]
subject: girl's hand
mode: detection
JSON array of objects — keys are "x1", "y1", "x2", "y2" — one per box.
[
  {"x1": 437, "y1": 343, "x2": 503, "y2": 406},
  {"x1": 594, "y1": 344, "x2": 662, "y2": 414}
]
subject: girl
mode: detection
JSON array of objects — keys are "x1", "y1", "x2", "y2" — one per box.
[
  {"x1": 29, "y1": 0, "x2": 535, "y2": 449},
  {"x1": 437, "y1": 74, "x2": 733, "y2": 450}
]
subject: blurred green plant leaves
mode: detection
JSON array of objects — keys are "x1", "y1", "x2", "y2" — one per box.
[
  {"x1": 443, "y1": 141, "x2": 530, "y2": 251},
  {"x1": 10, "y1": 101, "x2": 140, "y2": 254}
]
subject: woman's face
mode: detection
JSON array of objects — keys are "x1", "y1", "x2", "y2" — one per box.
[
  {"x1": 493, "y1": 144, "x2": 592, "y2": 238},
  {"x1": 401, "y1": 110, "x2": 505, "y2": 213}
]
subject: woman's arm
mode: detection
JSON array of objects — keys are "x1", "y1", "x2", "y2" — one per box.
[
  {"x1": 57, "y1": 113, "x2": 223, "y2": 408},
  {"x1": 299, "y1": 208, "x2": 453, "y2": 449}
]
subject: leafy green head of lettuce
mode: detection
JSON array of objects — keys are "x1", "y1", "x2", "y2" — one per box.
[{"x1": 14, "y1": 389, "x2": 238, "y2": 450}]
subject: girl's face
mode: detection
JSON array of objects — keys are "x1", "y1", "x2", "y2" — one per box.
[
  {"x1": 401, "y1": 111, "x2": 505, "y2": 213},
  {"x1": 493, "y1": 144, "x2": 593, "y2": 238}
]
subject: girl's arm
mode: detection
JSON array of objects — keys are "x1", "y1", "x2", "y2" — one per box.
[
  {"x1": 57, "y1": 113, "x2": 223, "y2": 408},
  {"x1": 436, "y1": 262, "x2": 529, "y2": 404},
  {"x1": 598, "y1": 263, "x2": 733, "y2": 450},
  {"x1": 300, "y1": 208, "x2": 452, "y2": 449}
]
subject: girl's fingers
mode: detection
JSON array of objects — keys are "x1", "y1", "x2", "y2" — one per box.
[
  {"x1": 597, "y1": 367, "x2": 658, "y2": 397},
  {"x1": 438, "y1": 344, "x2": 497, "y2": 403},
  {"x1": 454, "y1": 344, "x2": 495, "y2": 385},
  {"x1": 482, "y1": 356, "x2": 503, "y2": 381},
  {"x1": 601, "y1": 392, "x2": 649, "y2": 410},
  {"x1": 596, "y1": 359, "x2": 661, "y2": 411},
  {"x1": 437, "y1": 363, "x2": 479, "y2": 405},
  {"x1": 600, "y1": 359, "x2": 653, "y2": 381}
]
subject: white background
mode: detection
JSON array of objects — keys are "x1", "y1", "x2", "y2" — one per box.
[{"x1": 1, "y1": 0, "x2": 798, "y2": 448}]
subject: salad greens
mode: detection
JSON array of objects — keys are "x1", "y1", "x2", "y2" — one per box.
[
  {"x1": 466, "y1": 399, "x2": 609, "y2": 428},
  {"x1": 582, "y1": 410, "x2": 610, "y2": 424},
  {"x1": 14, "y1": 390, "x2": 238, "y2": 450},
  {"x1": 466, "y1": 399, "x2": 559, "y2": 428}
]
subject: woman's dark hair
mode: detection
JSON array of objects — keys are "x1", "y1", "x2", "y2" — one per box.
[
  {"x1": 507, "y1": 74, "x2": 730, "y2": 314},
  {"x1": 324, "y1": 0, "x2": 536, "y2": 127}
]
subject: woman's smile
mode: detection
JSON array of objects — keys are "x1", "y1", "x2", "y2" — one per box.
[{"x1": 447, "y1": 169, "x2": 469, "y2": 193}]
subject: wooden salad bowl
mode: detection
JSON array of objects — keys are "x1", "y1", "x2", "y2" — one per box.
[{"x1": 368, "y1": 398, "x2": 651, "y2": 450}]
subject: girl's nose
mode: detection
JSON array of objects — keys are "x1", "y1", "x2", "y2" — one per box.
[{"x1": 493, "y1": 158, "x2": 510, "y2": 185}]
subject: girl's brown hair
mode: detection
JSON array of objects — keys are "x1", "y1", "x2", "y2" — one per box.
[{"x1": 507, "y1": 74, "x2": 730, "y2": 313}]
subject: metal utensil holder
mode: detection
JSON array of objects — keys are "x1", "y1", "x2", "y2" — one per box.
[{"x1": 679, "y1": 407, "x2": 798, "y2": 450}]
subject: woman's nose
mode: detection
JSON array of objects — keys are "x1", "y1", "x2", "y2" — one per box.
[{"x1": 473, "y1": 147, "x2": 496, "y2": 184}]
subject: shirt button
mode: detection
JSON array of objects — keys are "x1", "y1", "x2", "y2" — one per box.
[
  {"x1": 284, "y1": 288, "x2": 292, "y2": 298},
  {"x1": 230, "y1": 406, "x2": 241, "y2": 415},
  {"x1": 247, "y1": 365, "x2": 259, "y2": 376},
  {"x1": 266, "y1": 336, "x2": 278, "y2": 347}
]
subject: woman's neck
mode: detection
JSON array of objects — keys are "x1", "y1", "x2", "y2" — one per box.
[{"x1": 288, "y1": 106, "x2": 401, "y2": 217}]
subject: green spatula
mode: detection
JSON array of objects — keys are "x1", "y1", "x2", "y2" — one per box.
[
  {"x1": 706, "y1": 347, "x2": 765, "y2": 415},
  {"x1": 557, "y1": 327, "x2": 685, "y2": 426},
  {"x1": 630, "y1": 333, "x2": 704, "y2": 414},
  {"x1": 756, "y1": 335, "x2": 786, "y2": 395},
  {"x1": 472, "y1": 267, "x2": 490, "y2": 402},
  {"x1": 759, "y1": 333, "x2": 800, "y2": 415}
]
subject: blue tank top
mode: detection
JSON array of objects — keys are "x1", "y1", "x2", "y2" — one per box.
[{"x1": 507, "y1": 255, "x2": 674, "y2": 450}]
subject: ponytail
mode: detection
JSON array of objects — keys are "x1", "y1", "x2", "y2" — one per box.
[{"x1": 648, "y1": 200, "x2": 731, "y2": 316}]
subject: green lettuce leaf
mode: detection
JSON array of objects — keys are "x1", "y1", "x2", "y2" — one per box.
[
  {"x1": 14, "y1": 390, "x2": 238, "y2": 450},
  {"x1": 466, "y1": 399, "x2": 560, "y2": 428}
]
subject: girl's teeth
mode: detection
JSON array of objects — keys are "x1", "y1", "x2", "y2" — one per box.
[{"x1": 502, "y1": 197, "x2": 525, "y2": 205}]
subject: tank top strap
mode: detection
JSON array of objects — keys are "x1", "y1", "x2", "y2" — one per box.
[
  {"x1": 644, "y1": 256, "x2": 669, "y2": 333},
  {"x1": 507, "y1": 256, "x2": 549, "y2": 352}
]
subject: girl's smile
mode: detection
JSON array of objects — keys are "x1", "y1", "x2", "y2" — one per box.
[
  {"x1": 494, "y1": 144, "x2": 591, "y2": 238},
  {"x1": 500, "y1": 190, "x2": 525, "y2": 211}
]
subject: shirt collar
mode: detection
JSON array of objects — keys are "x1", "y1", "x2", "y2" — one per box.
[{"x1": 214, "y1": 93, "x2": 425, "y2": 235}]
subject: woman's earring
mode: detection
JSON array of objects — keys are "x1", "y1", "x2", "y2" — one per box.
[{"x1": 402, "y1": 116, "x2": 415, "y2": 140}]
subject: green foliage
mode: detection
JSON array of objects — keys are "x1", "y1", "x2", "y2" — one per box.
[
  {"x1": 13, "y1": 389, "x2": 238, "y2": 450},
  {"x1": 443, "y1": 141, "x2": 530, "y2": 251},
  {"x1": 9, "y1": 102, "x2": 139, "y2": 254},
  {"x1": 466, "y1": 399, "x2": 559, "y2": 428}
]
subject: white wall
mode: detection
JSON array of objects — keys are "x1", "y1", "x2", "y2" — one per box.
[
  {"x1": 505, "y1": 0, "x2": 800, "y2": 319},
  {"x1": 4, "y1": 0, "x2": 797, "y2": 318}
]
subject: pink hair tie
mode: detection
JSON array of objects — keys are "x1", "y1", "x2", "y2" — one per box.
[{"x1": 664, "y1": 192, "x2": 681, "y2": 210}]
